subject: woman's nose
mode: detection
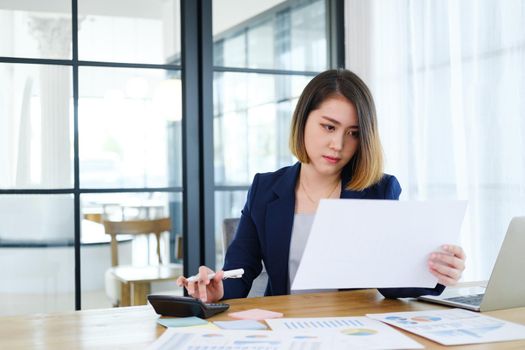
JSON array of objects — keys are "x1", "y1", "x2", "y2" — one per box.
[{"x1": 329, "y1": 133, "x2": 344, "y2": 151}]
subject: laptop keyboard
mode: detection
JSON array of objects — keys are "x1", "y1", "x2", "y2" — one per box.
[{"x1": 444, "y1": 293, "x2": 484, "y2": 306}]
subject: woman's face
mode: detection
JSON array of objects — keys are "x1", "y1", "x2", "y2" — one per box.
[{"x1": 303, "y1": 94, "x2": 360, "y2": 177}]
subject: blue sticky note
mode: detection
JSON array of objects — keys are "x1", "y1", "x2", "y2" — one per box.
[
  {"x1": 157, "y1": 316, "x2": 209, "y2": 328},
  {"x1": 213, "y1": 320, "x2": 268, "y2": 330}
]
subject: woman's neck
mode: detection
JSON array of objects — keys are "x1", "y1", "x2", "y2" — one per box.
[
  {"x1": 299, "y1": 163, "x2": 341, "y2": 189},
  {"x1": 295, "y1": 163, "x2": 342, "y2": 214}
]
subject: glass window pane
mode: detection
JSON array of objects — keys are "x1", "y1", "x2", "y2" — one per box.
[
  {"x1": 213, "y1": 72, "x2": 311, "y2": 186},
  {"x1": 0, "y1": 194, "x2": 74, "y2": 316},
  {"x1": 78, "y1": 0, "x2": 181, "y2": 64},
  {"x1": 247, "y1": 20, "x2": 274, "y2": 68},
  {"x1": 0, "y1": 2, "x2": 72, "y2": 59},
  {"x1": 80, "y1": 192, "x2": 183, "y2": 309},
  {"x1": 290, "y1": 0, "x2": 327, "y2": 71},
  {"x1": 78, "y1": 67, "x2": 182, "y2": 188},
  {"x1": 213, "y1": 0, "x2": 327, "y2": 71},
  {"x1": 220, "y1": 33, "x2": 246, "y2": 67},
  {"x1": 0, "y1": 63, "x2": 73, "y2": 189},
  {"x1": 213, "y1": 71, "x2": 312, "y2": 270}
]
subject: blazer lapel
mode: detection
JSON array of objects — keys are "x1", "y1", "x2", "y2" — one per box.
[
  {"x1": 341, "y1": 188, "x2": 368, "y2": 199},
  {"x1": 264, "y1": 163, "x2": 300, "y2": 295}
]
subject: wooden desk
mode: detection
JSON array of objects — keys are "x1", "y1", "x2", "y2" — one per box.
[
  {"x1": 1, "y1": 290, "x2": 523, "y2": 349},
  {"x1": 112, "y1": 264, "x2": 182, "y2": 306}
]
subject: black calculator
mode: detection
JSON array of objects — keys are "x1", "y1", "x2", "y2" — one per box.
[{"x1": 147, "y1": 295, "x2": 230, "y2": 319}]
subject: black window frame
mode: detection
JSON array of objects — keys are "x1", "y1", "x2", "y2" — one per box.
[{"x1": 0, "y1": 0, "x2": 344, "y2": 310}]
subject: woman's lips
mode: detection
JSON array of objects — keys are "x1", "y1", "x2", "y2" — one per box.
[{"x1": 323, "y1": 155, "x2": 341, "y2": 164}]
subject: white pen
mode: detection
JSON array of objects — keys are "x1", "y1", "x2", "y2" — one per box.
[{"x1": 186, "y1": 268, "x2": 244, "y2": 283}]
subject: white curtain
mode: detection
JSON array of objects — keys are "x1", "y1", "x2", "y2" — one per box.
[{"x1": 346, "y1": 0, "x2": 525, "y2": 281}]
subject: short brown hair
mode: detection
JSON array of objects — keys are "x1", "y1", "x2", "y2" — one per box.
[{"x1": 289, "y1": 69, "x2": 384, "y2": 191}]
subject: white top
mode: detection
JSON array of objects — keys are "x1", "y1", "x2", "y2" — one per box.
[{"x1": 288, "y1": 213, "x2": 337, "y2": 294}]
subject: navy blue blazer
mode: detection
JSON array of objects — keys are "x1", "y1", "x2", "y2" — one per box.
[{"x1": 222, "y1": 162, "x2": 445, "y2": 299}]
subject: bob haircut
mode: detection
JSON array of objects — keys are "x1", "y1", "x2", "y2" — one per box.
[{"x1": 289, "y1": 69, "x2": 384, "y2": 191}]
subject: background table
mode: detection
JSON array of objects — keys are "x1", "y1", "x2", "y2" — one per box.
[{"x1": 112, "y1": 264, "x2": 182, "y2": 306}]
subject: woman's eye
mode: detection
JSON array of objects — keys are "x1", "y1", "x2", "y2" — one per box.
[
  {"x1": 346, "y1": 130, "x2": 359, "y2": 138},
  {"x1": 322, "y1": 124, "x2": 335, "y2": 131}
]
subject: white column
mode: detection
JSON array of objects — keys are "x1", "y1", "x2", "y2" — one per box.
[
  {"x1": 0, "y1": 13, "x2": 15, "y2": 186},
  {"x1": 29, "y1": 16, "x2": 72, "y2": 188},
  {"x1": 15, "y1": 78, "x2": 34, "y2": 187}
]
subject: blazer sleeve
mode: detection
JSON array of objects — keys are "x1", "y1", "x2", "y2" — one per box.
[
  {"x1": 384, "y1": 174, "x2": 402, "y2": 199},
  {"x1": 377, "y1": 175, "x2": 447, "y2": 299},
  {"x1": 222, "y1": 174, "x2": 263, "y2": 300}
]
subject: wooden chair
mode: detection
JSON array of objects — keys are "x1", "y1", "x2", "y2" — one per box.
[
  {"x1": 103, "y1": 217, "x2": 182, "y2": 307},
  {"x1": 222, "y1": 217, "x2": 267, "y2": 297},
  {"x1": 83, "y1": 212, "x2": 104, "y2": 224},
  {"x1": 174, "y1": 234, "x2": 184, "y2": 260}
]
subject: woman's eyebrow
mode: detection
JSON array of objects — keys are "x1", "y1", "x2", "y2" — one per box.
[
  {"x1": 321, "y1": 116, "x2": 358, "y2": 128},
  {"x1": 321, "y1": 116, "x2": 341, "y2": 125}
]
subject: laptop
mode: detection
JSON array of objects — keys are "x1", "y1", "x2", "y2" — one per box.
[{"x1": 418, "y1": 216, "x2": 525, "y2": 312}]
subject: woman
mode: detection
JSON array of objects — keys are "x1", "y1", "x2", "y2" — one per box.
[{"x1": 177, "y1": 69, "x2": 466, "y2": 303}]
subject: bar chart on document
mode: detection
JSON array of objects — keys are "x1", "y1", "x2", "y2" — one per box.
[
  {"x1": 266, "y1": 317, "x2": 422, "y2": 349},
  {"x1": 267, "y1": 317, "x2": 368, "y2": 330}
]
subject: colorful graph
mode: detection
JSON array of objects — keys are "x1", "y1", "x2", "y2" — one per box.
[
  {"x1": 234, "y1": 340, "x2": 281, "y2": 346},
  {"x1": 201, "y1": 333, "x2": 224, "y2": 338},
  {"x1": 411, "y1": 316, "x2": 442, "y2": 322},
  {"x1": 340, "y1": 328, "x2": 378, "y2": 336},
  {"x1": 386, "y1": 316, "x2": 405, "y2": 320},
  {"x1": 431, "y1": 324, "x2": 504, "y2": 338},
  {"x1": 245, "y1": 334, "x2": 269, "y2": 338},
  {"x1": 293, "y1": 335, "x2": 319, "y2": 339},
  {"x1": 385, "y1": 316, "x2": 417, "y2": 325}
]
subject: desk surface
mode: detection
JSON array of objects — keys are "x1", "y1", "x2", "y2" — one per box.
[{"x1": 1, "y1": 290, "x2": 523, "y2": 349}]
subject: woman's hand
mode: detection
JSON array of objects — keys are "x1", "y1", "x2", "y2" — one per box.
[
  {"x1": 428, "y1": 244, "x2": 466, "y2": 286},
  {"x1": 176, "y1": 265, "x2": 225, "y2": 303}
]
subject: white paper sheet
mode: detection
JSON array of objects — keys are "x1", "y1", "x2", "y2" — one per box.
[
  {"x1": 147, "y1": 325, "x2": 423, "y2": 350},
  {"x1": 266, "y1": 316, "x2": 423, "y2": 349},
  {"x1": 367, "y1": 308, "x2": 525, "y2": 346},
  {"x1": 291, "y1": 199, "x2": 466, "y2": 290}
]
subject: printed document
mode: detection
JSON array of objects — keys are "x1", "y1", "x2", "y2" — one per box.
[
  {"x1": 147, "y1": 326, "x2": 423, "y2": 350},
  {"x1": 266, "y1": 316, "x2": 422, "y2": 349},
  {"x1": 292, "y1": 199, "x2": 466, "y2": 290},
  {"x1": 367, "y1": 308, "x2": 525, "y2": 346}
]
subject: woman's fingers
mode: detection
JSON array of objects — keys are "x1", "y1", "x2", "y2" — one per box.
[
  {"x1": 429, "y1": 267, "x2": 458, "y2": 286},
  {"x1": 213, "y1": 270, "x2": 224, "y2": 283},
  {"x1": 427, "y1": 244, "x2": 467, "y2": 286},
  {"x1": 176, "y1": 266, "x2": 224, "y2": 302},
  {"x1": 186, "y1": 280, "x2": 196, "y2": 295},
  {"x1": 431, "y1": 252, "x2": 465, "y2": 271},
  {"x1": 176, "y1": 276, "x2": 186, "y2": 287},
  {"x1": 442, "y1": 244, "x2": 466, "y2": 261},
  {"x1": 197, "y1": 266, "x2": 212, "y2": 302},
  {"x1": 428, "y1": 259, "x2": 461, "y2": 281}
]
